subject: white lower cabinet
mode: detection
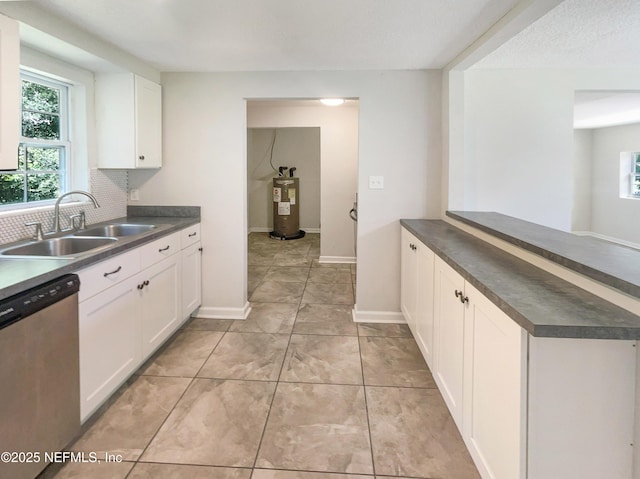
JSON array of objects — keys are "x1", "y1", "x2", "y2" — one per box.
[
  {"x1": 462, "y1": 281, "x2": 527, "y2": 479},
  {"x1": 433, "y1": 256, "x2": 466, "y2": 427},
  {"x1": 180, "y1": 223, "x2": 202, "y2": 321},
  {"x1": 77, "y1": 224, "x2": 201, "y2": 421},
  {"x1": 402, "y1": 226, "x2": 636, "y2": 479},
  {"x1": 401, "y1": 229, "x2": 419, "y2": 333},
  {"x1": 434, "y1": 255, "x2": 526, "y2": 479},
  {"x1": 139, "y1": 254, "x2": 181, "y2": 359},
  {"x1": 400, "y1": 228, "x2": 435, "y2": 367},
  {"x1": 78, "y1": 276, "x2": 141, "y2": 420},
  {"x1": 181, "y1": 242, "x2": 202, "y2": 320},
  {"x1": 415, "y1": 244, "x2": 435, "y2": 367}
]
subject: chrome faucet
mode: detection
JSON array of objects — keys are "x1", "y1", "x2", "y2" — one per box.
[{"x1": 52, "y1": 190, "x2": 100, "y2": 233}]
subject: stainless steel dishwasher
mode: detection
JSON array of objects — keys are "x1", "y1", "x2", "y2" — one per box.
[{"x1": 0, "y1": 274, "x2": 81, "y2": 479}]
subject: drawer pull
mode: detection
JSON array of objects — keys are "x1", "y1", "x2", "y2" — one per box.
[
  {"x1": 103, "y1": 266, "x2": 122, "y2": 278},
  {"x1": 188, "y1": 232, "x2": 197, "y2": 237},
  {"x1": 158, "y1": 245, "x2": 170, "y2": 252},
  {"x1": 455, "y1": 290, "x2": 469, "y2": 304}
]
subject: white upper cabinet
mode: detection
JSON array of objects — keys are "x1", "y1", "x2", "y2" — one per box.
[
  {"x1": 0, "y1": 13, "x2": 19, "y2": 171},
  {"x1": 96, "y1": 73, "x2": 162, "y2": 169}
]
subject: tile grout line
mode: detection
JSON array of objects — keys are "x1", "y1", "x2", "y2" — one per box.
[
  {"x1": 358, "y1": 328, "x2": 378, "y2": 477},
  {"x1": 127, "y1": 322, "x2": 230, "y2": 475},
  {"x1": 249, "y1": 248, "x2": 311, "y2": 471},
  {"x1": 66, "y1": 234, "x2": 444, "y2": 478}
]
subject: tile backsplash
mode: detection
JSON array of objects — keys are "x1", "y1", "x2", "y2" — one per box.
[{"x1": 0, "y1": 169, "x2": 128, "y2": 245}]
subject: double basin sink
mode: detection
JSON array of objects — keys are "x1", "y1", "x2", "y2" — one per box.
[{"x1": 0, "y1": 224, "x2": 157, "y2": 258}]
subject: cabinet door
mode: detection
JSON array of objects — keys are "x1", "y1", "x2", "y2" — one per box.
[
  {"x1": 96, "y1": 73, "x2": 135, "y2": 168},
  {"x1": 400, "y1": 228, "x2": 418, "y2": 335},
  {"x1": 140, "y1": 254, "x2": 181, "y2": 358},
  {"x1": 134, "y1": 75, "x2": 162, "y2": 168},
  {"x1": 0, "y1": 14, "x2": 19, "y2": 170},
  {"x1": 463, "y1": 282, "x2": 526, "y2": 479},
  {"x1": 415, "y1": 243, "x2": 435, "y2": 368},
  {"x1": 181, "y1": 241, "x2": 202, "y2": 320},
  {"x1": 433, "y1": 256, "x2": 466, "y2": 428},
  {"x1": 79, "y1": 278, "x2": 141, "y2": 421}
]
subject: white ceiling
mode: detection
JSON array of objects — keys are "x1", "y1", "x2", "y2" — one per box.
[
  {"x1": 27, "y1": 0, "x2": 520, "y2": 72},
  {"x1": 474, "y1": 0, "x2": 640, "y2": 69}
]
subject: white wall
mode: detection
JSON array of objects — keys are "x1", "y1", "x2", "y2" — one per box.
[
  {"x1": 461, "y1": 68, "x2": 575, "y2": 230},
  {"x1": 452, "y1": 67, "x2": 640, "y2": 231},
  {"x1": 247, "y1": 127, "x2": 321, "y2": 234},
  {"x1": 589, "y1": 123, "x2": 640, "y2": 244},
  {"x1": 572, "y1": 128, "x2": 593, "y2": 232},
  {"x1": 247, "y1": 102, "x2": 359, "y2": 261},
  {"x1": 134, "y1": 71, "x2": 441, "y2": 320}
]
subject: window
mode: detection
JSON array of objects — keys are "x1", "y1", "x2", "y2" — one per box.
[
  {"x1": 0, "y1": 73, "x2": 70, "y2": 206},
  {"x1": 632, "y1": 152, "x2": 640, "y2": 197}
]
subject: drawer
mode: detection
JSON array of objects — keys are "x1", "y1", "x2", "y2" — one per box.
[
  {"x1": 181, "y1": 223, "x2": 201, "y2": 249},
  {"x1": 140, "y1": 231, "x2": 181, "y2": 269},
  {"x1": 77, "y1": 249, "x2": 141, "y2": 302}
]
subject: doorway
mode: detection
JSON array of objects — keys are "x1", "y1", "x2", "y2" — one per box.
[
  {"x1": 247, "y1": 99, "x2": 359, "y2": 263},
  {"x1": 245, "y1": 99, "x2": 359, "y2": 302},
  {"x1": 247, "y1": 127, "x2": 321, "y2": 235}
]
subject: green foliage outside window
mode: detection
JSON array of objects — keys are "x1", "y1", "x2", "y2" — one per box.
[{"x1": 0, "y1": 77, "x2": 67, "y2": 205}]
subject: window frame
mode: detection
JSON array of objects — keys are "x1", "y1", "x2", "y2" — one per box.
[
  {"x1": 0, "y1": 71, "x2": 71, "y2": 210},
  {"x1": 631, "y1": 152, "x2": 640, "y2": 198}
]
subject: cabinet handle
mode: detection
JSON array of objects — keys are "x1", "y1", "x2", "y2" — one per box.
[
  {"x1": 103, "y1": 266, "x2": 122, "y2": 277},
  {"x1": 188, "y1": 232, "x2": 197, "y2": 237},
  {"x1": 158, "y1": 245, "x2": 170, "y2": 252},
  {"x1": 139, "y1": 155, "x2": 145, "y2": 160},
  {"x1": 137, "y1": 280, "x2": 150, "y2": 290},
  {"x1": 198, "y1": 247, "x2": 203, "y2": 252},
  {"x1": 455, "y1": 290, "x2": 469, "y2": 304}
]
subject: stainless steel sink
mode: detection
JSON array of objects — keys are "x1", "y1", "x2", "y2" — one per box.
[
  {"x1": 0, "y1": 237, "x2": 117, "y2": 257},
  {"x1": 75, "y1": 224, "x2": 156, "y2": 237}
]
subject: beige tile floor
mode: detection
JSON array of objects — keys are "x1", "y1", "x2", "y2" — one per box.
[{"x1": 45, "y1": 233, "x2": 480, "y2": 479}]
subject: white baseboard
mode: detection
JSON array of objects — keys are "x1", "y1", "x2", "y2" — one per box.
[
  {"x1": 248, "y1": 227, "x2": 271, "y2": 233},
  {"x1": 351, "y1": 305, "x2": 406, "y2": 323},
  {"x1": 195, "y1": 302, "x2": 252, "y2": 320},
  {"x1": 319, "y1": 255, "x2": 356, "y2": 264},
  {"x1": 572, "y1": 230, "x2": 640, "y2": 251}
]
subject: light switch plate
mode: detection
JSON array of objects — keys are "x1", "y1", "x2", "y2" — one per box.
[
  {"x1": 130, "y1": 189, "x2": 140, "y2": 201},
  {"x1": 369, "y1": 176, "x2": 384, "y2": 189}
]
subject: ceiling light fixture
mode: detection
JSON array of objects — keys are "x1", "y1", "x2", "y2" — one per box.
[{"x1": 320, "y1": 98, "x2": 345, "y2": 106}]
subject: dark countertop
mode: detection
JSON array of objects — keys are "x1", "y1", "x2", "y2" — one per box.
[
  {"x1": 401, "y1": 219, "x2": 640, "y2": 340},
  {"x1": 447, "y1": 211, "x2": 640, "y2": 299},
  {"x1": 0, "y1": 208, "x2": 200, "y2": 302}
]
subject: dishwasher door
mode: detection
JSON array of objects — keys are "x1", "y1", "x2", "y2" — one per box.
[{"x1": 0, "y1": 276, "x2": 80, "y2": 479}]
